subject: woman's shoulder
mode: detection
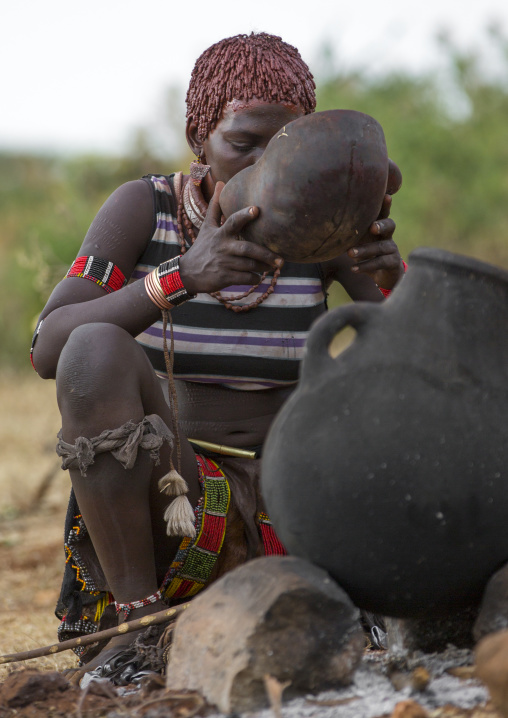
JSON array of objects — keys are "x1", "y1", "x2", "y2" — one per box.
[{"x1": 140, "y1": 172, "x2": 181, "y2": 216}]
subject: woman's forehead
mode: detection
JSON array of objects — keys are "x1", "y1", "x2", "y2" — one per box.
[{"x1": 217, "y1": 98, "x2": 304, "y2": 131}]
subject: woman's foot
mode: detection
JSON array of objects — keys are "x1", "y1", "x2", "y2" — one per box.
[{"x1": 76, "y1": 599, "x2": 166, "y2": 680}]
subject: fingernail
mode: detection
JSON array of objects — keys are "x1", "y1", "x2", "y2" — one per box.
[
  {"x1": 375, "y1": 222, "x2": 381, "y2": 232},
  {"x1": 351, "y1": 248, "x2": 358, "y2": 256},
  {"x1": 274, "y1": 258, "x2": 284, "y2": 268},
  {"x1": 249, "y1": 207, "x2": 256, "y2": 216},
  {"x1": 351, "y1": 266, "x2": 359, "y2": 272}
]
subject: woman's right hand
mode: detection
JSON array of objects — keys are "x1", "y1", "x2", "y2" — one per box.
[{"x1": 179, "y1": 182, "x2": 283, "y2": 295}]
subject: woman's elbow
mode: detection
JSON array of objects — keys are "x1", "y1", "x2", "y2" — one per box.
[
  {"x1": 31, "y1": 346, "x2": 57, "y2": 379},
  {"x1": 30, "y1": 321, "x2": 59, "y2": 379}
]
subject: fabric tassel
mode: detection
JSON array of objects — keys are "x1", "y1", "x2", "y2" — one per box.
[
  {"x1": 158, "y1": 468, "x2": 189, "y2": 497},
  {"x1": 163, "y1": 495, "x2": 196, "y2": 538}
]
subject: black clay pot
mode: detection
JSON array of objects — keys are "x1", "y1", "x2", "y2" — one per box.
[
  {"x1": 262, "y1": 248, "x2": 508, "y2": 617},
  {"x1": 219, "y1": 109, "x2": 401, "y2": 263}
]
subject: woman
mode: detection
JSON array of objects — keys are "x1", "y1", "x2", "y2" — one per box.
[{"x1": 31, "y1": 32, "x2": 404, "y2": 669}]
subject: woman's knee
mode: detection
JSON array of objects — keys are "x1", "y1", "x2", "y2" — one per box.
[{"x1": 56, "y1": 323, "x2": 144, "y2": 418}]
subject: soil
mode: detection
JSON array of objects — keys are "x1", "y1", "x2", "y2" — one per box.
[{"x1": 0, "y1": 374, "x2": 504, "y2": 717}]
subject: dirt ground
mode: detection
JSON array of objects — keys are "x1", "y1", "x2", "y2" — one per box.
[
  {"x1": 0, "y1": 371, "x2": 76, "y2": 679},
  {"x1": 0, "y1": 372, "x2": 503, "y2": 718}
]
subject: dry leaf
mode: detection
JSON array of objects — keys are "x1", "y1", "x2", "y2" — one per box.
[
  {"x1": 391, "y1": 699, "x2": 430, "y2": 717},
  {"x1": 263, "y1": 674, "x2": 291, "y2": 718},
  {"x1": 446, "y1": 666, "x2": 477, "y2": 680}
]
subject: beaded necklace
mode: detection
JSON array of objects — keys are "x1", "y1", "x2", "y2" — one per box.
[{"x1": 175, "y1": 172, "x2": 280, "y2": 313}]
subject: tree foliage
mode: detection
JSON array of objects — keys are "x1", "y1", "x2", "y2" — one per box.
[{"x1": 1, "y1": 29, "x2": 507, "y2": 368}]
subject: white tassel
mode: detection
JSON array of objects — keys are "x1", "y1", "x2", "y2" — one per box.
[
  {"x1": 164, "y1": 495, "x2": 197, "y2": 538},
  {"x1": 158, "y1": 469, "x2": 189, "y2": 497}
]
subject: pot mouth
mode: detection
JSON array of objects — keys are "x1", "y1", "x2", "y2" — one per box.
[{"x1": 409, "y1": 247, "x2": 508, "y2": 288}]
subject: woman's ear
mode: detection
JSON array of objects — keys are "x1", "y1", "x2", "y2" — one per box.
[{"x1": 185, "y1": 116, "x2": 202, "y2": 157}]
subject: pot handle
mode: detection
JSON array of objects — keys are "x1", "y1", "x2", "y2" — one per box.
[{"x1": 301, "y1": 302, "x2": 381, "y2": 382}]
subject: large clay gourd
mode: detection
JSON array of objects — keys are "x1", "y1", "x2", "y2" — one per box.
[
  {"x1": 219, "y1": 109, "x2": 399, "y2": 263},
  {"x1": 262, "y1": 248, "x2": 508, "y2": 617}
]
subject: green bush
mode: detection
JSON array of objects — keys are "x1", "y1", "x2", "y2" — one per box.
[{"x1": 1, "y1": 29, "x2": 507, "y2": 368}]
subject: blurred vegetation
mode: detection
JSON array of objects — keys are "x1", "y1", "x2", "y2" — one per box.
[{"x1": 1, "y1": 28, "x2": 508, "y2": 368}]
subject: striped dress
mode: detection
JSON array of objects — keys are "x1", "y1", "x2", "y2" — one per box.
[{"x1": 134, "y1": 174, "x2": 328, "y2": 390}]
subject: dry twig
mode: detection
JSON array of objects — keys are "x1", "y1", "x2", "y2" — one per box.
[{"x1": 0, "y1": 605, "x2": 189, "y2": 665}]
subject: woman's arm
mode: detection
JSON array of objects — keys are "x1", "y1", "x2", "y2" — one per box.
[
  {"x1": 32, "y1": 179, "x2": 158, "y2": 378},
  {"x1": 32, "y1": 181, "x2": 282, "y2": 379},
  {"x1": 321, "y1": 194, "x2": 405, "y2": 300}
]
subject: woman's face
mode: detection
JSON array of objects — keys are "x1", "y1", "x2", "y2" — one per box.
[{"x1": 188, "y1": 99, "x2": 305, "y2": 185}]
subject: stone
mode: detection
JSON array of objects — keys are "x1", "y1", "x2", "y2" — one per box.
[
  {"x1": 0, "y1": 669, "x2": 70, "y2": 708},
  {"x1": 165, "y1": 555, "x2": 364, "y2": 714},
  {"x1": 475, "y1": 629, "x2": 508, "y2": 717},
  {"x1": 474, "y1": 562, "x2": 508, "y2": 641},
  {"x1": 386, "y1": 610, "x2": 477, "y2": 655}
]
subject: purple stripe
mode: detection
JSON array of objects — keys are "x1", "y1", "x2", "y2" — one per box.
[
  {"x1": 130, "y1": 275, "x2": 323, "y2": 292},
  {"x1": 166, "y1": 376, "x2": 289, "y2": 387},
  {"x1": 225, "y1": 283, "x2": 322, "y2": 295},
  {"x1": 143, "y1": 326, "x2": 307, "y2": 348},
  {"x1": 156, "y1": 217, "x2": 179, "y2": 233}
]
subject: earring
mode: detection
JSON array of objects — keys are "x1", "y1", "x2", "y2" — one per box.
[{"x1": 190, "y1": 152, "x2": 211, "y2": 186}]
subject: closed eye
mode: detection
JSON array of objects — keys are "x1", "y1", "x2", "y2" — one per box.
[{"x1": 230, "y1": 142, "x2": 256, "y2": 152}]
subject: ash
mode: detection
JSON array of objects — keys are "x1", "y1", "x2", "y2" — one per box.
[{"x1": 215, "y1": 646, "x2": 489, "y2": 718}]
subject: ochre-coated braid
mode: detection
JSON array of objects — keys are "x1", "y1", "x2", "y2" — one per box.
[
  {"x1": 176, "y1": 177, "x2": 279, "y2": 312},
  {"x1": 186, "y1": 32, "x2": 316, "y2": 142}
]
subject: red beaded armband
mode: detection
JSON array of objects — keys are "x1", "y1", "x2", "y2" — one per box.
[
  {"x1": 379, "y1": 260, "x2": 408, "y2": 298},
  {"x1": 65, "y1": 256, "x2": 126, "y2": 293}
]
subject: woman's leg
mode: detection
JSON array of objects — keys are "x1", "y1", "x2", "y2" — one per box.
[{"x1": 56, "y1": 322, "x2": 199, "y2": 658}]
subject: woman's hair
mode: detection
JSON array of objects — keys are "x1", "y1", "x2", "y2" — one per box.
[{"x1": 186, "y1": 32, "x2": 316, "y2": 141}]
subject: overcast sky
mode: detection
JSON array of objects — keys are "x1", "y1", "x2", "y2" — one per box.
[{"x1": 2, "y1": 0, "x2": 506, "y2": 155}]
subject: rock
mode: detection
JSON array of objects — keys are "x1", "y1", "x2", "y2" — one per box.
[
  {"x1": 391, "y1": 699, "x2": 429, "y2": 717},
  {"x1": 475, "y1": 629, "x2": 508, "y2": 717},
  {"x1": 166, "y1": 555, "x2": 364, "y2": 714},
  {"x1": 474, "y1": 562, "x2": 508, "y2": 641},
  {"x1": 386, "y1": 610, "x2": 476, "y2": 655},
  {"x1": 0, "y1": 669, "x2": 70, "y2": 708}
]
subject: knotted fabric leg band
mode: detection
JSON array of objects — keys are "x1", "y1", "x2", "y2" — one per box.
[
  {"x1": 56, "y1": 414, "x2": 174, "y2": 476},
  {"x1": 56, "y1": 414, "x2": 196, "y2": 538}
]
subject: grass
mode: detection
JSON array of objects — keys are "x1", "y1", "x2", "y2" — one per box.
[{"x1": 0, "y1": 371, "x2": 77, "y2": 678}]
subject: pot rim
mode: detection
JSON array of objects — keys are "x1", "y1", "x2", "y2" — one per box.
[{"x1": 409, "y1": 247, "x2": 508, "y2": 288}]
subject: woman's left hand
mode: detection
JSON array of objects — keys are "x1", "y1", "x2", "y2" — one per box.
[{"x1": 347, "y1": 194, "x2": 405, "y2": 291}]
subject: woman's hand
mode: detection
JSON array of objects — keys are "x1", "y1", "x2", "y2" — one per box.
[
  {"x1": 347, "y1": 194, "x2": 405, "y2": 291},
  {"x1": 179, "y1": 182, "x2": 283, "y2": 295}
]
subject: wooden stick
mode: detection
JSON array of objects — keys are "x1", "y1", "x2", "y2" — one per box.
[{"x1": 0, "y1": 604, "x2": 189, "y2": 665}]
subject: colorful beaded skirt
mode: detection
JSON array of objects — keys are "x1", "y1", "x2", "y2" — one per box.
[{"x1": 56, "y1": 455, "x2": 286, "y2": 660}]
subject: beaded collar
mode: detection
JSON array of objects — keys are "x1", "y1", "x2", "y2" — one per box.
[{"x1": 183, "y1": 176, "x2": 206, "y2": 230}]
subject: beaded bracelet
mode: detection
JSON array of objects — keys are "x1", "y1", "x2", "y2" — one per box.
[
  {"x1": 65, "y1": 256, "x2": 126, "y2": 293},
  {"x1": 379, "y1": 260, "x2": 408, "y2": 297},
  {"x1": 144, "y1": 256, "x2": 195, "y2": 311},
  {"x1": 115, "y1": 589, "x2": 162, "y2": 620},
  {"x1": 145, "y1": 269, "x2": 173, "y2": 310}
]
